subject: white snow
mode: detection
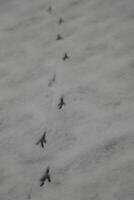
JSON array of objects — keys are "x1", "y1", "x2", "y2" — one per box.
[{"x1": 0, "y1": 0, "x2": 134, "y2": 199}]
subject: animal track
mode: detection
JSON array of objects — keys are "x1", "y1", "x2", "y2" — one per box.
[
  {"x1": 36, "y1": 130, "x2": 47, "y2": 148},
  {"x1": 58, "y1": 17, "x2": 64, "y2": 24},
  {"x1": 57, "y1": 96, "x2": 66, "y2": 109},
  {"x1": 62, "y1": 52, "x2": 69, "y2": 61},
  {"x1": 48, "y1": 73, "x2": 56, "y2": 87},
  {"x1": 40, "y1": 166, "x2": 51, "y2": 187},
  {"x1": 37, "y1": 2, "x2": 69, "y2": 190},
  {"x1": 56, "y1": 34, "x2": 63, "y2": 41}
]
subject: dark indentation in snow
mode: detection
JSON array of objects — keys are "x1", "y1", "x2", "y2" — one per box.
[
  {"x1": 62, "y1": 52, "x2": 70, "y2": 61},
  {"x1": 40, "y1": 166, "x2": 51, "y2": 187},
  {"x1": 48, "y1": 73, "x2": 56, "y2": 87},
  {"x1": 36, "y1": 129, "x2": 47, "y2": 148},
  {"x1": 57, "y1": 96, "x2": 66, "y2": 110},
  {"x1": 56, "y1": 34, "x2": 63, "y2": 41},
  {"x1": 58, "y1": 17, "x2": 64, "y2": 24}
]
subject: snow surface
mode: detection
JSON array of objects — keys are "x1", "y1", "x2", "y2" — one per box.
[{"x1": 0, "y1": 0, "x2": 134, "y2": 199}]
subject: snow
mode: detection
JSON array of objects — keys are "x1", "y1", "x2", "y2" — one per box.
[{"x1": 0, "y1": 0, "x2": 134, "y2": 199}]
